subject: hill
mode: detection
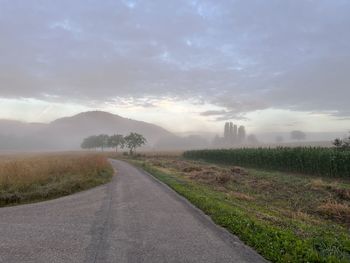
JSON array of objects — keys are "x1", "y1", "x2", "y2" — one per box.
[{"x1": 0, "y1": 111, "x2": 174, "y2": 150}]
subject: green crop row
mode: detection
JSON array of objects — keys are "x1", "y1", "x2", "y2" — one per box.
[{"x1": 183, "y1": 147, "x2": 350, "y2": 177}]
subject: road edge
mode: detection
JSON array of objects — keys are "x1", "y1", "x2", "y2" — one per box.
[{"x1": 125, "y1": 159, "x2": 269, "y2": 263}]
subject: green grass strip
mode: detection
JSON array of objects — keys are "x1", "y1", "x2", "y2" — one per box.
[{"x1": 133, "y1": 161, "x2": 350, "y2": 263}]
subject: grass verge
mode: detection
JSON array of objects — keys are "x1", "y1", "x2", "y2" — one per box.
[
  {"x1": 0, "y1": 153, "x2": 113, "y2": 207},
  {"x1": 128, "y1": 157, "x2": 350, "y2": 263}
]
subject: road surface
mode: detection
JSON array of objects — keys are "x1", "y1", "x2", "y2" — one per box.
[{"x1": 0, "y1": 159, "x2": 266, "y2": 263}]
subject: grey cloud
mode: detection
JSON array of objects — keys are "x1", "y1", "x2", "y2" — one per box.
[
  {"x1": 200, "y1": 96, "x2": 268, "y2": 121},
  {"x1": 0, "y1": 0, "x2": 349, "y2": 118},
  {"x1": 200, "y1": 110, "x2": 227, "y2": 116},
  {"x1": 264, "y1": 56, "x2": 350, "y2": 116},
  {"x1": 109, "y1": 97, "x2": 158, "y2": 108},
  {"x1": 200, "y1": 109, "x2": 247, "y2": 121},
  {"x1": 214, "y1": 113, "x2": 247, "y2": 122}
]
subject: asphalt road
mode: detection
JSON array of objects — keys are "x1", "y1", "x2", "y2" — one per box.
[{"x1": 0, "y1": 159, "x2": 267, "y2": 263}]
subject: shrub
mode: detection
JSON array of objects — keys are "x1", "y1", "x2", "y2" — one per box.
[{"x1": 317, "y1": 201, "x2": 350, "y2": 223}]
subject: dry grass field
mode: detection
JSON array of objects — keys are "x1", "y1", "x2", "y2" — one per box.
[
  {"x1": 0, "y1": 152, "x2": 113, "y2": 206},
  {"x1": 143, "y1": 156, "x2": 350, "y2": 225}
]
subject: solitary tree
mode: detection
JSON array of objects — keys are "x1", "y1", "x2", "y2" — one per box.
[
  {"x1": 108, "y1": 134, "x2": 125, "y2": 152},
  {"x1": 333, "y1": 138, "x2": 343, "y2": 147},
  {"x1": 290, "y1": 130, "x2": 306, "y2": 141},
  {"x1": 124, "y1": 133, "x2": 147, "y2": 155}
]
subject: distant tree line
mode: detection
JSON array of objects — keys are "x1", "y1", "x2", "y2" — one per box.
[
  {"x1": 81, "y1": 133, "x2": 146, "y2": 154},
  {"x1": 290, "y1": 130, "x2": 306, "y2": 141}
]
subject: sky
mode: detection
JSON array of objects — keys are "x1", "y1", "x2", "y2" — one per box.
[{"x1": 0, "y1": 0, "x2": 349, "y2": 134}]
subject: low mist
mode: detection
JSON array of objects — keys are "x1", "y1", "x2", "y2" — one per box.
[{"x1": 0, "y1": 111, "x2": 345, "y2": 152}]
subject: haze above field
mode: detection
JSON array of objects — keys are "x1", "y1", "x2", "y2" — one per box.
[{"x1": 0, "y1": 0, "x2": 349, "y2": 136}]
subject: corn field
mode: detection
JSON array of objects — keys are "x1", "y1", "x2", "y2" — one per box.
[{"x1": 183, "y1": 148, "x2": 350, "y2": 178}]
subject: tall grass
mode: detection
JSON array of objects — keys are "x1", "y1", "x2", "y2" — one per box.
[
  {"x1": 0, "y1": 153, "x2": 113, "y2": 206},
  {"x1": 184, "y1": 147, "x2": 350, "y2": 178}
]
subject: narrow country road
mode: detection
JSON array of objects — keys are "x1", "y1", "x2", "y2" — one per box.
[{"x1": 0, "y1": 159, "x2": 266, "y2": 263}]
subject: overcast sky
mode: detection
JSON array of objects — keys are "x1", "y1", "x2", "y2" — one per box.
[{"x1": 0, "y1": 0, "x2": 349, "y2": 133}]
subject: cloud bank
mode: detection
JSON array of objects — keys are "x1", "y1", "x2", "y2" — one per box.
[{"x1": 0, "y1": 0, "x2": 349, "y2": 122}]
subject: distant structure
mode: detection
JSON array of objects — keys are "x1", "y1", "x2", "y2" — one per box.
[
  {"x1": 224, "y1": 122, "x2": 230, "y2": 140},
  {"x1": 213, "y1": 122, "x2": 246, "y2": 147},
  {"x1": 237, "y1": 125, "x2": 246, "y2": 143},
  {"x1": 233, "y1": 124, "x2": 238, "y2": 142}
]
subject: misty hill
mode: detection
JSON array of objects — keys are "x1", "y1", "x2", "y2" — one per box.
[
  {"x1": 44, "y1": 111, "x2": 173, "y2": 148},
  {"x1": 0, "y1": 111, "x2": 174, "y2": 151}
]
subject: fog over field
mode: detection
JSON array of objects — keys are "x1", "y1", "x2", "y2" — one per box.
[
  {"x1": 1, "y1": 3, "x2": 350, "y2": 262},
  {"x1": 0, "y1": 0, "x2": 349, "y2": 150}
]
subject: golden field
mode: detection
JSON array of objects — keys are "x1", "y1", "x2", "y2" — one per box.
[{"x1": 0, "y1": 152, "x2": 113, "y2": 206}]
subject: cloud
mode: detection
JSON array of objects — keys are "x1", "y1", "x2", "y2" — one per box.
[
  {"x1": 200, "y1": 110, "x2": 227, "y2": 116},
  {"x1": 200, "y1": 109, "x2": 249, "y2": 121},
  {"x1": 0, "y1": 0, "x2": 349, "y2": 120},
  {"x1": 264, "y1": 56, "x2": 350, "y2": 117}
]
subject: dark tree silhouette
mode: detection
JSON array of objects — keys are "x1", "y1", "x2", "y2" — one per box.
[
  {"x1": 108, "y1": 134, "x2": 125, "y2": 152},
  {"x1": 81, "y1": 135, "x2": 99, "y2": 150},
  {"x1": 333, "y1": 132, "x2": 350, "y2": 150},
  {"x1": 124, "y1": 133, "x2": 147, "y2": 154}
]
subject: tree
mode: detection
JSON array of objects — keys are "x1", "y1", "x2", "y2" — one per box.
[
  {"x1": 124, "y1": 133, "x2": 147, "y2": 154},
  {"x1": 237, "y1": 125, "x2": 246, "y2": 143},
  {"x1": 81, "y1": 135, "x2": 99, "y2": 150},
  {"x1": 108, "y1": 134, "x2": 125, "y2": 152},
  {"x1": 233, "y1": 124, "x2": 238, "y2": 143},
  {"x1": 333, "y1": 138, "x2": 343, "y2": 147},
  {"x1": 81, "y1": 137, "x2": 90, "y2": 150},
  {"x1": 97, "y1": 134, "x2": 109, "y2": 151},
  {"x1": 333, "y1": 132, "x2": 350, "y2": 150},
  {"x1": 290, "y1": 130, "x2": 306, "y2": 141},
  {"x1": 224, "y1": 122, "x2": 230, "y2": 141}
]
